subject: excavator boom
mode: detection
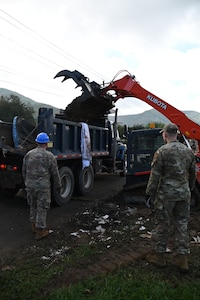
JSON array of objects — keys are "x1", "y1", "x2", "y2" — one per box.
[
  {"x1": 55, "y1": 69, "x2": 200, "y2": 146},
  {"x1": 101, "y1": 74, "x2": 200, "y2": 144},
  {"x1": 101, "y1": 73, "x2": 200, "y2": 202}
]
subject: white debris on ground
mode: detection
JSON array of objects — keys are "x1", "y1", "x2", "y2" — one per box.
[
  {"x1": 70, "y1": 232, "x2": 81, "y2": 238},
  {"x1": 37, "y1": 204, "x2": 153, "y2": 265},
  {"x1": 191, "y1": 235, "x2": 200, "y2": 244},
  {"x1": 69, "y1": 206, "x2": 152, "y2": 247},
  {"x1": 41, "y1": 245, "x2": 71, "y2": 267}
]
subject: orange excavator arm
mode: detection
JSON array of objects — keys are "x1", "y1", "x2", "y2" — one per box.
[
  {"x1": 101, "y1": 74, "x2": 200, "y2": 144},
  {"x1": 55, "y1": 69, "x2": 200, "y2": 151}
]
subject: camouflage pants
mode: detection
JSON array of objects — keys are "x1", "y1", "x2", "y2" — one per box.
[
  {"x1": 153, "y1": 199, "x2": 190, "y2": 255},
  {"x1": 26, "y1": 187, "x2": 51, "y2": 229}
]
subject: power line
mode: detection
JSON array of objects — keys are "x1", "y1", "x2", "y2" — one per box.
[
  {"x1": 0, "y1": 33, "x2": 63, "y2": 70},
  {"x1": 0, "y1": 65, "x2": 67, "y2": 91},
  {"x1": 0, "y1": 35, "x2": 67, "y2": 96},
  {"x1": 0, "y1": 9, "x2": 109, "y2": 81},
  {"x1": 0, "y1": 79, "x2": 65, "y2": 97},
  {"x1": 0, "y1": 8, "x2": 112, "y2": 104}
]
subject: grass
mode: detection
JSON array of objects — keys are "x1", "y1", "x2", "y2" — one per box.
[
  {"x1": 1, "y1": 242, "x2": 200, "y2": 300},
  {"x1": 0, "y1": 242, "x2": 105, "y2": 300},
  {"x1": 0, "y1": 255, "x2": 62, "y2": 300},
  {"x1": 43, "y1": 267, "x2": 200, "y2": 300}
]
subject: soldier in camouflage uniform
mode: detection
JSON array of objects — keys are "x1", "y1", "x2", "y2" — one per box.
[
  {"x1": 22, "y1": 132, "x2": 61, "y2": 240},
  {"x1": 145, "y1": 123, "x2": 196, "y2": 271}
]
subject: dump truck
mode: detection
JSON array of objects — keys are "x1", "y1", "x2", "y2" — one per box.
[{"x1": 0, "y1": 99, "x2": 126, "y2": 206}]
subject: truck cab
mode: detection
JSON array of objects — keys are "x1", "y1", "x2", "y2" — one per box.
[{"x1": 125, "y1": 128, "x2": 164, "y2": 188}]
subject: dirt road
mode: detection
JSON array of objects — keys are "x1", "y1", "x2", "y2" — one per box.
[
  {"x1": 0, "y1": 173, "x2": 125, "y2": 262},
  {"x1": 1, "y1": 172, "x2": 200, "y2": 289}
]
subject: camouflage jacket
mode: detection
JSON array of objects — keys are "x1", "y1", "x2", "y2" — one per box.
[
  {"x1": 146, "y1": 141, "x2": 196, "y2": 201},
  {"x1": 22, "y1": 147, "x2": 61, "y2": 189}
]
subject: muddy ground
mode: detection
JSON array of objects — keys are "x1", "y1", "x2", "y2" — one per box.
[{"x1": 1, "y1": 173, "x2": 200, "y2": 288}]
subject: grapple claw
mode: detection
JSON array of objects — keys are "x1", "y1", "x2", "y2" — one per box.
[
  {"x1": 54, "y1": 70, "x2": 88, "y2": 85},
  {"x1": 54, "y1": 69, "x2": 115, "y2": 122}
]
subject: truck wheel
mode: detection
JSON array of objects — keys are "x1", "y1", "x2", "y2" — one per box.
[
  {"x1": 74, "y1": 165, "x2": 94, "y2": 195},
  {"x1": 53, "y1": 166, "x2": 74, "y2": 206}
]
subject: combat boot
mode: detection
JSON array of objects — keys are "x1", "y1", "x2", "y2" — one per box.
[
  {"x1": 146, "y1": 250, "x2": 166, "y2": 268},
  {"x1": 35, "y1": 228, "x2": 49, "y2": 240},
  {"x1": 170, "y1": 254, "x2": 189, "y2": 272}
]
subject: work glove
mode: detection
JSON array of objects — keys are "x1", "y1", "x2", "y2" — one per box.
[{"x1": 145, "y1": 195, "x2": 155, "y2": 210}]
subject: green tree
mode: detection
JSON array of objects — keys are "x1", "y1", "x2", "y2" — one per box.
[
  {"x1": 0, "y1": 95, "x2": 35, "y2": 124},
  {"x1": 129, "y1": 124, "x2": 145, "y2": 130},
  {"x1": 128, "y1": 122, "x2": 165, "y2": 131}
]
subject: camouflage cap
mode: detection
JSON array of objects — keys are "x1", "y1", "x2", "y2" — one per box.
[{"x1": 159, "y1": 123, "x2": 180, "y2": 134}]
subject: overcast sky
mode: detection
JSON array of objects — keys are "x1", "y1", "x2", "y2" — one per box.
[{"x1": 0, "y1": 0, "x2": 200, "y2": 117}]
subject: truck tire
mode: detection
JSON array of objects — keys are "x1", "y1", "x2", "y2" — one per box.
[
  {"x1": 74, "y1": 164, "x2": 94, "y2": 195},
  {"x1": 53, "y1": 166, "x2": 74, "y2": 206}
]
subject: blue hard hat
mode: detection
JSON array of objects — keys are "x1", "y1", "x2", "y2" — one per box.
[{"x1": 35, "y1": 132, "x2": 50, "y2": 144}]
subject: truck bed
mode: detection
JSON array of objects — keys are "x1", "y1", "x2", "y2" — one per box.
[{"x1": 0, "y1": 108, "x2": 110, "y2": 158}]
